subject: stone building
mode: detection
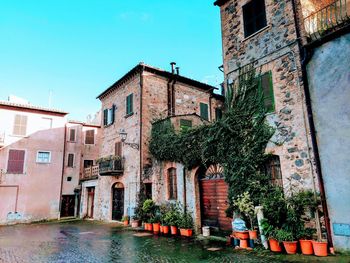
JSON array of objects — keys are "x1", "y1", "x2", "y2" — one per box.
[
  {"x1": 93, "y1": 63, "x2": 224, "y2": 222},
  {"x1": 61, "y1": 120, "x2": 101, "y2": 218},
  {"x1": 0, "y1": 99, "x2": 67, "y2": 224},
  {"x1": 214, "y1": 0, "x2": 350, "y2": 251}
]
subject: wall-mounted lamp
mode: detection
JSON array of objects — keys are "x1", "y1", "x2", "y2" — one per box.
[{"x1": 119, "y1": 129, "x2": 139, "y2": 150}]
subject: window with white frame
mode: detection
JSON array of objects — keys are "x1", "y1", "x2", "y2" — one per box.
[{"x1": 36, "y1": 151, "x2": 51, "y2": 163}]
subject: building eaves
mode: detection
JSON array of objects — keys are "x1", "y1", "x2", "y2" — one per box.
[
  {"x1": 68, "y1": 120, "x2": 101, "y2": 128},
  {"x1": 0, "y1": 101, "x2": 68, "y2": 115},
  {"x1": 96, "y1": 63, "x2": 218, "y2": 100},
  {"x1": 214, "y1": 0, "x2": 229, "y2": 6}
]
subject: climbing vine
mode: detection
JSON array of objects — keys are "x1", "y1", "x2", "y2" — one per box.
[{"x1": 149, "y1": 66, "x2": 277, "y2": 217}]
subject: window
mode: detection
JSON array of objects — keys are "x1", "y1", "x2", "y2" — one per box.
[
  {"x1": 36, "y1": 151, "x2": 51, "y2": 163},
  {"x1": 243, "y1": 0, "x2": 267, "y2": 38},
  {"x1": 67, "y1": 176, "x2": 72, "y2": 182},
  {"x1": 69, "y1": 128, "x2": 76, "y2": 142},
  {"x1": 145, "y1": 183, "x2": 152, "y2": 200},
  {"x1": 84, "y1": 160, "x2": 93, "y2": 168},
  {"x1": 13, "y1": 115, "x2": 27, "y2": 136},
  {"x1": 180, "y1": 119, "x2": 192, "y2": 132},
  {"x1": 259, "y1": 71, "x2": 275, "y2": 112},
  {"x1": 85, "y1": 130, "x2": 95, "y2": 144},
  {"x1": 167, "y1": 168, "x2": 177, "y2": 200},
  {"x1": 67, "y1": 153, "x2": 74, "y2": 167},
  {"x1": 7, "y1": 149, "x2": 25, "y2": 174},
  {"x1": 41, "y1": 118, "x2": 52, "y2": 129},
  {"x1": 200, "y1": 103, "x2": 209, "y2": 121},
  {"x1": 215, "y1": 108, "x2": 223, "y2": 121},
  {"x1": 115, "y1": 142, "x2": 122, "y2": 157},
  {"x1": 103, "y1": 105, "x2": 115, "y2": 126},
  {"x1": 265, "y1": 155, "x2": 283, "y2": 187},
  {"x1": 126, "y1": 94, "x2": 134, "y2": 115}
]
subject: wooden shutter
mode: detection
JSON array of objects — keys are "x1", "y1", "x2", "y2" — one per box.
[
  {"x1": 200, "y1": 103, "x2": 209, "y2": 121},
  {"x1": 69, "y1": 129, "x2": 76, "y2": 142},
  {"x1": 215, "y1": 108, "x2": 223, "y2": 120},
  {"x1": 115, "y1": 142, "x2": 122, "y2": 157},
  {"x1": 67, "y1": 154, "x2": 74, "y2": 167},
  {"x1": 260, "y1": 72, "x2": 275, "y2": 112},
  {"x1": 111, "y1": 105, "x2": 116, "y2": 124},
  {"x1": 85, "y1": 130, "x2": 95, "y2": 144},
  {"x1": 103, "y1": 109, "x2": 108, "y2": 126},
  {"x1": 168, "y1": 168, "x2": 177, "y2": 200},
  {"x1": 13, "y1": 115, "x2": 27, "y2": 136},
  {"x1": 126, "y1": 94, "x2": 133, "y2": 115},
  {"x1": 7, "y1": 149, "x2": 25, "y2": 174}
]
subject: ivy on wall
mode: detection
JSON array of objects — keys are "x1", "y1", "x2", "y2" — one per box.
[{"x1": 149, "y1": 66, "x2": 278, "y2": 217}]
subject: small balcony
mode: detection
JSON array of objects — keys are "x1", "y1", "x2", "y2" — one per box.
[
  {"x1": 304, "y1": 0, "x2": 350, "y2": 42},
  {"x1": 98, "y1": 158, "x2": 124, "y2": 176},
  {"x1": 81, "y1": 165, "x2": 99, "y2": 181}
]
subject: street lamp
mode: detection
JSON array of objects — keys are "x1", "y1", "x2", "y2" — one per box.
[{"x1": 119, "y1": 129, "x2": 139, "y2": 150}]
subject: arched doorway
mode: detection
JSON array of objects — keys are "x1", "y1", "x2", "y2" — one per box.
[
  {"x1": 112, "y1": 182, "x2": 124, "y2": 220},
  {"x1": 199, "y1": 164, "x2": 231, "y2": 231}
]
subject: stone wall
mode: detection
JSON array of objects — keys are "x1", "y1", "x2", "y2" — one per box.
[
  {"x1": 306, "y1": 33, "x2": 350, "y2": 251},
  {"x1": 218, "y1": 0, "x2": 317, "y2": 192}
]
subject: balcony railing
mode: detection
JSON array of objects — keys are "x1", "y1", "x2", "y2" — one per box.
[
  {"x1": 304, "y1": 0, "x2": 350, "y2": 41},
  {"x1": 81, "y1": 165, "x2": 99, "y2": 180},
  {"x1": 98, "y1": 159, "x2": 124, "y2": 176}
]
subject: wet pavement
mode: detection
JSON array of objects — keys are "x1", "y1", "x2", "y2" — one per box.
[{"x1": 0, "y1": 221, "x2": 348, "y2": 263}]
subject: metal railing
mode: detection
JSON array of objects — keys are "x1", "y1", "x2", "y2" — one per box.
[
  {"x1": 81, "y1": 165, "x2": 99, "y2": 180},
  {"x1": 304, "y1": 0, "x2": 350, "y2": 40},
  {"x1": 99, "y1": 159, "x2": 124, "y2": 176}
]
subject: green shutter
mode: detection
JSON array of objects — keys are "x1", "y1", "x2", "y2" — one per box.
[
  {"x1": 180, "y1": 119, "x2": 192, "y2": 132},
  {"x1": 126, "y1": 94, "x2": 133, "y2": 115},
  {"x1": 200, "y1": 103, "x2": 209, "y2": 120},
  {"x1": 259, "y1": 71, "x2": 275, "y2": 113}
]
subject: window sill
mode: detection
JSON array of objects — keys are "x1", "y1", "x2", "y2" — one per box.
[
  {"x1": 243, "y1": 25, "x2": 270, "y2": 42},
  {"x1": 36, "y1": 162, "x2": 51, "y2": 164},
  {"x1": 124, "y1": 112, "x2": 134, "y2": 118}
]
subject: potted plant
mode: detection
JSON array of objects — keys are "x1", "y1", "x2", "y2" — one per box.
[
  {"x1": 131, "y1": 215, "x2": 140, "y2": 228},
  {"x1": 261, "y1": 219, "x2": 282, "y2": 253},
  {"x1": 298, "y1": 228, "x2": 315, "y2": 255},
  {"x1": 233, "y1": 192, "x2": 258, "y2": 240},
  {"x1": 160, "y1": 204, "x2": 170, "y2": 235},
  {"x1": 164, "y1": 204, "x2": 180, "y2": 235},
  {"x1": 275, "y1": 228, "x2": 298, "y2": 254},
  {"x1": 121, "y1": 215, "x2": 129, "y2": 226},
  {"x1": 151, "y1": 214, "x2": 161, "y2": 235},
  {"x1": 179, "y1": 210, "x2": 194, "y2": 237},
  {"x1": 142, "y1": 199, "x2": 156, "y2": 232}
]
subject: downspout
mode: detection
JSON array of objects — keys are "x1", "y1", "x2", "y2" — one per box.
[
  {"x1": 291, "y1": 0, "x2": 333, "y2": 249},
  {"x1": 58, "y1": 123, "x2": 67, "y2": 219},
  {"x1": 140, "y1": 65, "x2": 145, "y2": 193},
  {"x1": 183, "y1": 167, "x2": 187, "y2": 213}
]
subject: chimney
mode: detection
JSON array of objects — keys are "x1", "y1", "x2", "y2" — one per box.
[
  {"x1": 176, "y1": 67, "x2": 180, "y2": 75},
  {"x1": 170, "y1": 62, "x2": 176, "y2": 74}
]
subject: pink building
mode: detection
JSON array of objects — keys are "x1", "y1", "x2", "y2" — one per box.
[{"x1": 0, "y1": 100, "x2": 67, "y2": 224}]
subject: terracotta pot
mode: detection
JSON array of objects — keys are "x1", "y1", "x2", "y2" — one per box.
[
  {"x1": 312, "y1": 241, "x2": 328, "y2": 257},
  {"x1": 283, "y1": 241, "x2": 298, "y2": 254},
  {"x1": 180, "y1": 228, "x2": 193, "y2": 237},
  {"x1": 240, "y1": 239, "x2": 249, "y2": 248},
  {"x1": 269, "y1": 238, "x2": 282, "y2": 252},
  {"x1": 144, "y1": 223, "x2": 148, "y2": 230},
  {"x1": 170, "y1": 226, "x2": 178, "y2": 235},
  {"x1": 153, "y1": 223, "x2": 160, "y2": 234},
  {"x1": 163, "y1": 226, "x2": 170, "y2": 235},
  {"x1": 160, "y1": 225, "x2": 164, "y2": 233},
  {"x1": 123, "y1": 220, "x2": 129, "y2": 226},
  {"x1": 234, "y1": 231, "x2": 249, "y2": 240},
  {"x1": 148, "y1": 223, "x2": 153, "y2": 232},
  {"x1": 300, "y1": 240, "x2": 313, "y2": 255},
  {"x1": 248, "y1": 230, "x2": 258, "y2": 240}
]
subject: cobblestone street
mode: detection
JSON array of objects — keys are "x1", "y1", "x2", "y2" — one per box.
[{"x1": 0, "y1": 221, "x2": 348, "y2": 263}]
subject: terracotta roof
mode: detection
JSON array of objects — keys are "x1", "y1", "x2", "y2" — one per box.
[
  {"x1": 97, "y1": 63, "x2": 219, "y2": 99},
  {"x1": 0, "y1": 100, "x2": 68, "y2": 115},
  {"x1": 214, "y1": 0, "x2": 229, "y2": 6}
]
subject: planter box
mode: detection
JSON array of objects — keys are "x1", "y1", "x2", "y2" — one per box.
[{"x1": 180, "y1": 228, "x2": 193, "y2": 237}]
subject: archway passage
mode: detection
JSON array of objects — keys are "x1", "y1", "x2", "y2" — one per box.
[
  {"x1": 199, "y1": 164, "x2": 231, "y2": 231},
  {"x1": 112, "y1": 183, "x2": 124, "y2": 221}
]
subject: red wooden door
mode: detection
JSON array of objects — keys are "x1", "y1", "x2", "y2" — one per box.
[{"x1": 200, "y1": 178, "x2": 231, "y2": 231}]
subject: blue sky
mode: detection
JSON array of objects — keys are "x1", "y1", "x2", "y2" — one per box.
[{"x1": 0, "y1": 0, "x2": 223, "y2": 120}]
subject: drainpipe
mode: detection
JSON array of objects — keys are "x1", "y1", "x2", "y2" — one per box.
[
  {"x1": 183, "y1": 167, "x2": 187, "y2": 213},
  {"x1": 58, "y1": 123, "x2": 67, "y2": 219},
  {"x1": 291, "y1": 0, "x2": 333, "y2": 249},
  {"x1": 139, "y1": 65, "x2": 145, "y2": 194}
]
